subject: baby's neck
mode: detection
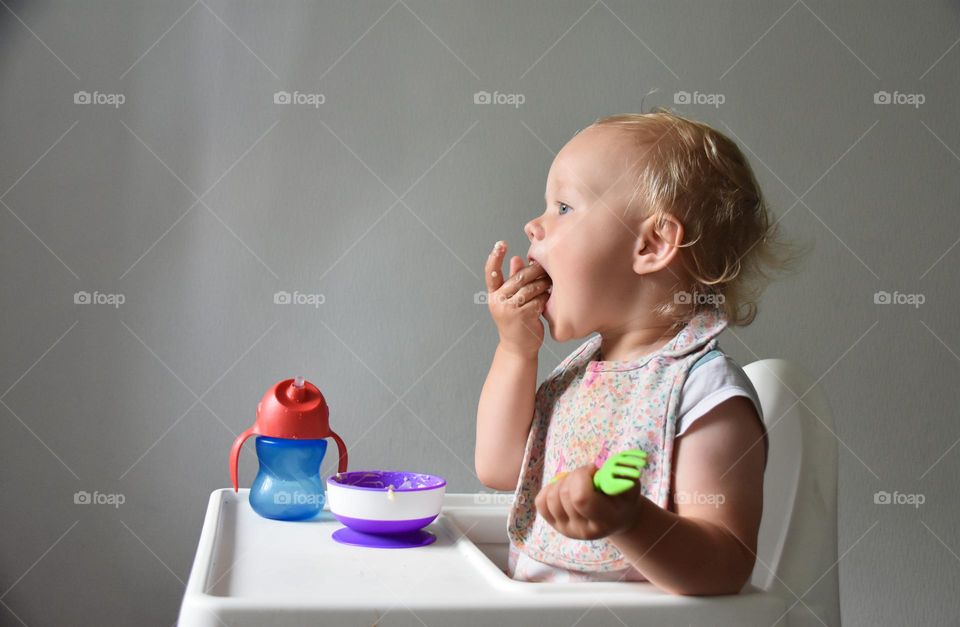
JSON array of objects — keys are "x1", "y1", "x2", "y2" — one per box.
[{"x1": 595, "y1": 317, "x2": 681, "y2": 362}]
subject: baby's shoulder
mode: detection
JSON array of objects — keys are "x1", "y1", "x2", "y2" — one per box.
[{"x1": 684, "y1": 349, "x2": 755, "y2": 393}]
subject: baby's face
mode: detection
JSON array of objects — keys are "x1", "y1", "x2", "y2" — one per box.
[{"x1": 525, "y1": 125, "x2": 650, "y2": 343}]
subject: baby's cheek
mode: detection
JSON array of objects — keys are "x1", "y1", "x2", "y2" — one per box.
[{"x1": 566, "y1": 261, "x2": 607, "y2": 303}]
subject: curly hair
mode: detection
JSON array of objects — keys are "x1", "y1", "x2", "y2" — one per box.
[{"x1": 587, "y1": 108, "x2": 809, "y2": 328}]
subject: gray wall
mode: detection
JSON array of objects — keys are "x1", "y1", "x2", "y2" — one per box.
[{"x1": 1, "y1": 1, "x2": 957, "y2": 625}]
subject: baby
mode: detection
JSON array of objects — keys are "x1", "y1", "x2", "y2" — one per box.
[{"x1": 475, "y1": 109, "x2": 802, "y2": 594}]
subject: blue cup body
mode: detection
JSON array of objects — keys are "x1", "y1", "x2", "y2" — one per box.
[{"x1": 249, "y1": 436, "x2": 328, "y2": 521}]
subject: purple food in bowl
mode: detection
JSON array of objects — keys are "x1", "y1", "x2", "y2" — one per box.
[{"x1": 326, "y1": 470, "x2": 446, "y2": 535}]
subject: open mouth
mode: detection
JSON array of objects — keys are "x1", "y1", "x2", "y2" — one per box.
[
  {"x1": 527, "y1": 255, "x2": 554, "y2": 314},
  {"x1": 526, "y1": 255, "x2": 551, "y2": 281}
]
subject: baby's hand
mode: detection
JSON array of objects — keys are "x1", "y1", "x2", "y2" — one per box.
[
  {"x1": 484, "y1": 240, "x2": 551, "y2": 357},
  {"x1": 535, "y1": 465, "x2": 643, "y2": 541}
]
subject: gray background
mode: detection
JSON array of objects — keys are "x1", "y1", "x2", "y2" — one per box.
[{"x1": 1, "y1": 1, "x2": 957, "y2": 625}]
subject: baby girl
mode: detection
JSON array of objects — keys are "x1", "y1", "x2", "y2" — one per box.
[{"x1": 475, "y1": 109, "x2": 800, "y2": 594}]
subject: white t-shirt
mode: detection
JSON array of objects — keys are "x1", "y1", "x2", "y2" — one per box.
[{"x1": 676, "y1": 349, "x2": 763, "y2": 437}]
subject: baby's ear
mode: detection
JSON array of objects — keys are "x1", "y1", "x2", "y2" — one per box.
[{"x1": 632, "y1": 214, "x2": 684, "y2": 276}]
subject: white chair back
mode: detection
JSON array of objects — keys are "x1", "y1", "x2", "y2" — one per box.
[{"x1": 745, "y1": 359, "x2": 841, "y2": 627}]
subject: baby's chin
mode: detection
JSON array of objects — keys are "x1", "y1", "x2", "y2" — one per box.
[{"x1": 543, "y1": 306, "x2": 585, "y2": 344}]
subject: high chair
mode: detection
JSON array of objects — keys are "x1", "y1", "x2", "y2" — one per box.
[{"x1": 179, "y1": 359, "x2": 840, "y2": 626}]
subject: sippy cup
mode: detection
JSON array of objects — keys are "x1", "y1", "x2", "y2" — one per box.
[{"x1": 229, "y1": 376, "x2": 348, "y2": 521}]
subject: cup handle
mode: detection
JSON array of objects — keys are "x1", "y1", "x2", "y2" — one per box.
[
  {"x1": 329, "y1": 429, "x2": 348, "y2": 474},
  {"x1": 229, "y1": 426, "x2": 256, "y2": 492}
]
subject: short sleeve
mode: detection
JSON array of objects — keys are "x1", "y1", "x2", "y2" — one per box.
[{"x1": 677, "y1": 353, "x2": 763, "y2": 437}]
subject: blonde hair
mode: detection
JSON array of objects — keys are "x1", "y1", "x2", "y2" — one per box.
[{"x1": 588, "y1": 108, "x2": 809, "y2": 328}]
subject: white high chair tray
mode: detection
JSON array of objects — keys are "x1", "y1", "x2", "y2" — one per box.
[{"x1": 178, "y1": 489, "x2": 789, "y2": 626}]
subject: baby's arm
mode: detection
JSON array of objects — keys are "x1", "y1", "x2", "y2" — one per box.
[
  {"x1": 475, "y1": 241, "x2": 551, "y2": 491},
  {"x1": 607, "y1": 396, "x2": 766, "y2": 595},
  {"x1": 475, "y1": 344, "x2": 538, "y2": 490}
]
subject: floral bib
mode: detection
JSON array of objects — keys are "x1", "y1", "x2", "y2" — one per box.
[{"x1": 506, "y1": 308, "x2": 730, "y2": 571}]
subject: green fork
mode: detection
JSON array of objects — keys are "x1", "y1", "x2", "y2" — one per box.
[
  {"x1": 592, "y1": 449, "x2": 647, "y2": 496},
  {"x1": 548, "y1": 449, "x2": 648, "y2": 496}
]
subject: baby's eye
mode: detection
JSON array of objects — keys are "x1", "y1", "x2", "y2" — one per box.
[{"x1": 557, "y1": 202, "x2": 574, "y2": 215}]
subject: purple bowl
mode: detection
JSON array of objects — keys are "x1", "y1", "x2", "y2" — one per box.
[{"x1": 326, "y1": 470, "x2": 446, "y2": 536}]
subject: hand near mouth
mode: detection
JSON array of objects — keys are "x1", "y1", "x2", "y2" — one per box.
[{"x1": 484, "y1": 240, "x2": 552, "y2": 357}]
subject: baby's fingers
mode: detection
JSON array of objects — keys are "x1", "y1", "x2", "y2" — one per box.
[
  {"x1": 509, "y1": 255, "x2": 525, "y2": 280},
  {"x1": 545, "y1": 484, "x2": 570, "y2": 527},
  {"x1": 485, "y1": 241, "x2": 507, "y2": 292}
]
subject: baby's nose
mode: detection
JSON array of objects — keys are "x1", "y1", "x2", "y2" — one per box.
[{"x1": 524, "y1": 220, "x2": 543, "y2": 241}]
